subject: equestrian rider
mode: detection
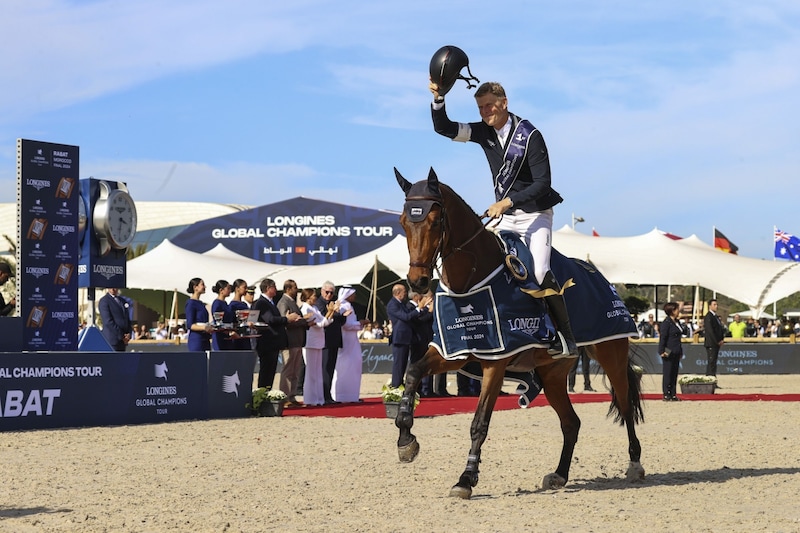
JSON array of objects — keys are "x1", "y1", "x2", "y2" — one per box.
[{"x1": 429, "y1": 80, "x2": 578, "y2": 359}]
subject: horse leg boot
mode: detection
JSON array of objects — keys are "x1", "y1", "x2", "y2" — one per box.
[{"x1": 540, "y1": 271, "x2": 579, "y2": 359}]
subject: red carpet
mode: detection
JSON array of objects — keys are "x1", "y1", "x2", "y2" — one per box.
[{"x1": 282, "y1": 392, "x2": 800, "y2": 418}]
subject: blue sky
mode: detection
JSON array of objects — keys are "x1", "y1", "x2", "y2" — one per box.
[{"x1": 1, "y1": 0, "x2": 798, "y2": 259}]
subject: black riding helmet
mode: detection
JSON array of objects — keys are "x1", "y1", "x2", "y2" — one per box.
[{"x1": 429, "y1": 45, "x2": 480, "y2": 96}]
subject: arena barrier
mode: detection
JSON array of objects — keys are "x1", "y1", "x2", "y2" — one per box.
[
  {"x1": 127, "y1": 340, "x2": 800, "y2": 376},
  {"x1": 0, "y1": 350, "x2": 255, "y2": 431}
]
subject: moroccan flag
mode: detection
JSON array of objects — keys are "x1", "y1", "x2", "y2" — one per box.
[
  {"x1": 714, "y1": 228, "x2": 738, "y2": 254},
  {"x1": 592, "y1": 228, "x2": 599, "y2": 237},
  {"x1": 774, "y1": 228, "x2": 800, "y2": 261}
]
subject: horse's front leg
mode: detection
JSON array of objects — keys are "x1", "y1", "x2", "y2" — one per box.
[
  {"x1": 449, "y1": 363, "x2": 505, "y2": 499},
  {"x1": 396, "y1": 348, "x2": 462, "y2": 463}
]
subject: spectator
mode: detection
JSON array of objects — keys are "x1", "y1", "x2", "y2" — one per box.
[
  {"x1": 568, "y1": 347, "x2": 594, "y2": 393},
  {"x1": 154, "y1": 322, "x2": 169, "y2": 340},
  {"x1": 331, "y1": 286, "x2": 367, "y2": 403},
  {"x1": 659, "y1": 301, "x2": 684, "y2": 401},
  {"x1": 277, "y1": 279, "x2": 307, "y2": 405},
  {"x1": 745, "y1": 317, "x2": 759, "y2": 338},
  {"x1": 358, "y1": 323, "x2": 374, "y2": 340},
  {"x1": 638, "y1": 314, "x2": 659, "y2": 338},
  {"x1": 0, "y1": 261, "x2": 16, "y2": 316},
  {"x1": 98, "y1": 287, "x2": 132, "y2": 351},
  {"x1": 299, "y1": 288, "x2": 333, "y2": 406},
  {"x1": 409, "y1": 291, "x2": 436, "y2": 397},
  {"x1": 703, "y1": 299, "x2": 725, "y2": 378},
  {"x1": 253, "y1": 278, "x2": 301, "y2": 390},
  {"x1": 211, "y1": 280, "x2": 234, "y2": 351},
  {"x1": 728, "y1": 314, "x2": 746, "y2": 339},
  {"x1": 185, "y1": 278, "x2": 213, "y2": 351},
  {"x1": 316, "y1": 281, "x2": 346, "y2": 404},
  {"x1": 243, "y1": 285, "x2": 256, "y2": 307},
  {"x1": 387, "y1": 283, "x2": 430, "y2": 388},
  {"x1": 137, "y1": 324, "x2": 151, "y2": 340}
]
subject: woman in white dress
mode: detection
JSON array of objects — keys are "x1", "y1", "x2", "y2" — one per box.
[
  {"x1": 299, "y1": 288, "x2": 333, "y2": 406},
  {"x1": 331, "y1": 286, "x2": 366, "y2": 403}
]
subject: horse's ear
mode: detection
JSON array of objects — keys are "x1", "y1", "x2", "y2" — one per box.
[
  {"x1": 427, "y1": 167, "x2": 441, "y2": 196},
  {"x1": 394, "y1": 167, "x2": 413, "y2": 194}
]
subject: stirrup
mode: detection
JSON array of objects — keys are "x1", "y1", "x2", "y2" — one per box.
[{"x1": 548, "y1": 332, "x2": 578, "y2": 359}]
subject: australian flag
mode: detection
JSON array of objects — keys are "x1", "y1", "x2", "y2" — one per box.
[{"x1": 774, "y1": 228, "x2": 800, "y2": 261}]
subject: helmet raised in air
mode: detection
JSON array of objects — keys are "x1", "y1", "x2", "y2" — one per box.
[{"x1": 429, "y1": 45, "x2": 480, "y2": 96}]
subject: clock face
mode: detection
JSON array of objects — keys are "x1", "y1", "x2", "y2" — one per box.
[{"x1": 107, "y1": 190, "x2": 137, "y2": 248}]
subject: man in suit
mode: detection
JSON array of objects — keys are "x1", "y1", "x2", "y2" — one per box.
[
  {"x1": 316, "y1": 280, "x2": 346, "y2": 404},
  {"x1": 253, "y1": 278, "x2": 301, "y2": 389},
  {"x1": 703, "y1": 299, "x2": 725, "y2": 377},
  {"x1": 276, "y1": 279, "x2": 308, "y2": 404},
  {"x1": 388, "y1": 283, "x2": 431, "y2": 388},
  {"x1": 409, "y1": 291, "x2": 438, "y2": 396},
  {"x1": 98, "y1": 287, "x2": 132, "y2": 351}
]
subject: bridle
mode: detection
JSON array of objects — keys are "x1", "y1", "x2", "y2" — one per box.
[{"x1": 403, "y1": 194, "x2": 497, "y2": 288}]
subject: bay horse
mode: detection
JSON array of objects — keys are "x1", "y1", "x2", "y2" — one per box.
[{"x1": 393, "y1": 167, "x2": 644, "y2": 499}]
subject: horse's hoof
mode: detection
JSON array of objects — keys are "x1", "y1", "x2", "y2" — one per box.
[
  {"x1": 626, "y1": 461, "x2": 645, "y2": 482},
  {"x1": 541, "y1": 473, "x2": 567, "y2": 489},
  {"x1": 449, "y1": 484, "x2": 472, "y2": 499},
  {"x1": 398, "y1": 439, "x2": 420, "y2": 463}
]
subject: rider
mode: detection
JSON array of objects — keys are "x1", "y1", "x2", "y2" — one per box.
[{"x1": 429, "y1": 79, "x2": 578, "y2": 359}]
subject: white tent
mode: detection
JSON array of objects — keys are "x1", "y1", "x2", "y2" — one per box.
[
  {"x1": 552, "y1": 226, "x2": 800, "y2": 316},
  {"x1": 126, "y1": 236, "x2": 411, "y2": 304},
  {"x1": 127, "y1": 228, "x2": 800, "y2": 317}
]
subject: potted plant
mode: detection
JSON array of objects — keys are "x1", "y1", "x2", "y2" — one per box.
[
  {"x1": 678, "y1": 374, "x2": 717, "y2": 394},
  {"x1": 247, "y1": 387, "x2": 288, "y2": 417},
  {"x1": 381, "y1": 384, "x2": 419, "y2": 419}
]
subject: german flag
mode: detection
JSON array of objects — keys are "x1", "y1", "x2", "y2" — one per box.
[{"x1": 714, "y1": 228, "x2": 739, "y2": 254}]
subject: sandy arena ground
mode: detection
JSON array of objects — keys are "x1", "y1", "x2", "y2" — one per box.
[{"x1": 2, "y1": 373, "x2": 799, "y2": 532}]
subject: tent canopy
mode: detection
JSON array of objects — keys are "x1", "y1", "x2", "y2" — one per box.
[
  {"x1": 125, "y1": 201, "x2": 800, "y2": 320},
  {"x1": 552, "y1": 226, "x2": 800, "y2": 316}
]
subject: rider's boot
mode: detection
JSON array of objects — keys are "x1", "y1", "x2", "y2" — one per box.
[{"x1": 540, "y1": 271, "x2": 579, "y2": 359}]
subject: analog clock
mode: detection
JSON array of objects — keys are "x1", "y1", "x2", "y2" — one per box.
[{"x1": 92, "y1": 180, "x2": 137, "y2": 256}]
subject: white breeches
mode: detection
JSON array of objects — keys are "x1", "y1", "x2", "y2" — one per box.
[{"x1": 493, "y1": 208, "x2": 553, "y2": 284}]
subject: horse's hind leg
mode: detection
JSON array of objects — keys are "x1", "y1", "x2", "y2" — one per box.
[
  {"x1": 396, "y1": 349, "x2": 463, "y2": 463},
  {"x1": 591, "y1": 340, "x2": 645, "y2": 482},
  {"x1": 449, "y1": 363, "x2": 506, "y2": 499},
  {"x1": 537, "y1": 361, "x2": 581, "y2": 489}
]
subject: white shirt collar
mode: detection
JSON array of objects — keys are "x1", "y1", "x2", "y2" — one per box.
[{"x1": 495, "y1": 116, "x2": 512, "y2": 147}]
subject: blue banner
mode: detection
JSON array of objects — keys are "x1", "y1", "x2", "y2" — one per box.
[
  {"x1": 17, "y1": 139, "x2": 80, "y2": 351},
  {"x1": 170, "y1": 197, "x2": 404, "y2": 265},
  {"x1": 0, "y1": 352, "x2": 208, "y2": 431},
  {"x1": 207, "y1": 350, "x2": 256, "y2": 418}
]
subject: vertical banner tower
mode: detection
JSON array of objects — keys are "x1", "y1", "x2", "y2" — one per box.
[{"x1": 17, "y1": 139, "x2": 80, "y2": 351}]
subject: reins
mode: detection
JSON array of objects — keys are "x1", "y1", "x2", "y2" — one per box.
[{"x1": 405, "y1": 193, "x2": 503, "y2": 290}]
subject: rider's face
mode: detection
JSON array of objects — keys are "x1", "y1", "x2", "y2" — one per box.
[{"x1": 476, "y1": 93, "x2": 509, "y2": 129}]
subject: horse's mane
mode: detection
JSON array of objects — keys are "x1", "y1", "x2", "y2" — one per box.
[{"x1": 438, "y1": 182, "x2": 480, "y2": 219}]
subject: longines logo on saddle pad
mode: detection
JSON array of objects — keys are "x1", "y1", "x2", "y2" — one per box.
[{"x1": 431, "y1": 265, "x2": 554, "y2": 360}]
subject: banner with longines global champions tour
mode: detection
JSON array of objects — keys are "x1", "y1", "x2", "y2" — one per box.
[
  {"x1": 0, "y1": 351, "x2": 255, "y2": 431},
  {"x1": 170, "y1": 197, "x2": 404, "y2": 265},
  {"x1": 16, "y1": 139, "x2": 80, "y2": 351}
]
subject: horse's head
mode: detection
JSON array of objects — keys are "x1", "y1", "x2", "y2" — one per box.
[{"x1": 395, "y1": 167, "x2": 444, "y2": 293}]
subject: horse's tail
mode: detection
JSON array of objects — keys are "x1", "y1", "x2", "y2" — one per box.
[{"x1": 607, "y1": 343, "x2": 645, "y2": 426}]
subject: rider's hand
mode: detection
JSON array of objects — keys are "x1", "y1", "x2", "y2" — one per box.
[
  {"x1": 429, "y1": 81, "x2": 442, "y2": 101},
  {"x1": 486, "y1": 197, "x2": 513, "y2": 218}
]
